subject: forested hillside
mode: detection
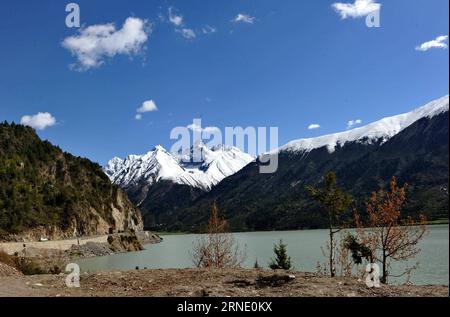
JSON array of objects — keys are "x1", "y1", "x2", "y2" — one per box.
[{"x1": 0, "y1": 122, "x2": 142, "y2": 239}]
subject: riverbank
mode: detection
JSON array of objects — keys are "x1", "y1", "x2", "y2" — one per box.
[
  {"x1": 0, "y1": 268, "x2": 447, "y2": 297},
  {"x1": 0, "y1": 231, "x2": 161, "y2": 255},
  {"x1": 77, "y1": 226, "x2": 449, "y2": 286},
  {"x1": 0, "y1": 231, "x2": 161, "y2": 256},
  {"x1": 0, "y1": 231, "x2": 162, "y2": 275}
]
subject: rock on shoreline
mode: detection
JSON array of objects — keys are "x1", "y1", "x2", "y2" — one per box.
[
  {"x1": 68, "y1": 231, "x2": 162, "y2": 258},
  {"x1": 0, "y1": 231, "x2": 162, "y2": 276}
]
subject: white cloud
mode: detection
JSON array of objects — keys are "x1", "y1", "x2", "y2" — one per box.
[
  {"x1": 178, "y1": 28, "x2": 196, "y2": 39},
  {"x1": 332, "y1": 0, "x2": 380, "y2": 19},
  {"x1": 202, "y1": 25, "x2": 217, "y2": 34},
  {"x1": 168, "y1": 7, "x2": 183, "y2": 26},
  {"x1": 166, "y1": 7, "x2": 203, "y2": 40},
  {"x1": 416, "y1": 35, "x2": 449, "y2": 52},
  {"x1": 233, "y1": 13, "x2": 256, "y2": 24},
  {"x1": 135, "y1": 114, "x2": 143, "y2": 120},
  {"x1": 347, "y1": 119, "x2": 362, "y2": 129},
  {"x1": 62, "y1": 17, "x2": 149, "y2": 71},
  {"x1": 137, "y1": 100, "x2": 158, "y2": 114},
  {"x1": 187, "y1": 123, "x2": 220, "y2": 134},
  {"x1": 20, "y1": 112, "x2": 57, "y2": 130},
  {"x1": 308, "y1": 124, "x2": 321, "y2": 130}
]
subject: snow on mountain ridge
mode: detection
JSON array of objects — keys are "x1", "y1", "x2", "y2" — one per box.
[
  {"x1": 276, "y1": 95, "x2": 449, "y2": 154},
  {"x1": 105, "y1": 143, "x2": 255, "y2": 191},
  {"x1": 106, "y1": 96, "x2": 448, "y2": 191}
]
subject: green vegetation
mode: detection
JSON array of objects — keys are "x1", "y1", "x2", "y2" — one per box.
[
  {"x1": 143, "y1": 112, "x2": 448, "y2": 233},
  {"x1": 0, "y1": 122, "x2": 138, "y2": 237},
  {"x1": 343, "y1": 234, "x2": 373, "y2": 265},
  {"x1": 269, "y1": 239, "x2": 292, "y2": 270},
  {"x1": 306, "y1": 172, "x2": 353, "y2": 277}
]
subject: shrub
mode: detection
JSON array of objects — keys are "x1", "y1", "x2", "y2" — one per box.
[
  {"x1": 49, "y1": 265, "x2": 62, "y2": 275},
  {"x1": 269, "y1": 240, "x2": 292, "y2": 270},
  {"x1": 192, "y1": 202, "x2": 246, "y2": 269},
  {"x1": 13, "y1": 257, "x2": 47, "y2": 275}
]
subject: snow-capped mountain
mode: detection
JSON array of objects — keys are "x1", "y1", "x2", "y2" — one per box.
[
  {"x1": 104, "y1": 95, "x2": 448, "y2": 232},
  {"x1": 105, "y1": 143, "x2": 255, "y2": 191},
  {"x1": 274, "y1": 95, "x2": 449, "y2": 154},
  {"x1": 136, "y1": 95, "x2": 448, "y2": 232}
]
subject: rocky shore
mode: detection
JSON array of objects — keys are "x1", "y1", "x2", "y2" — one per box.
[
  {"x1": 0, "y1": 268, "x2": 447, "y2": 297},
  {"x1": 0, "y1": 231, "x2": 162, "y2": 275},
  {"x1": 67, "y1": 232, "x2": 158, "y2": 258}
]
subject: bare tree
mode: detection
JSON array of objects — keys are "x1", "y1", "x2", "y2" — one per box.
[
  {"x1": 354, "y1": 177, "x2": 427, "y2": 284},
  {"x1": 192, "y1": 202, "x2": 246, "y2": 269}
]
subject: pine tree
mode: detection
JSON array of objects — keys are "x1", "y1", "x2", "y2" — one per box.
[
  {"x1": 269, "y1": 239, "x2": 292, "y2": 270},
  {"x1": 343, "y1": 234, "x2": 373, "y2": 265},
  {"x1": 306, "y1": 172, "x2": 352, "y2": 277}
]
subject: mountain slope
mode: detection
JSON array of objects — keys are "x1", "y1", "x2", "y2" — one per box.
[
  {"x1": 105, "y1": 143, "x2": 254, "y2": 230},
  {"x1": 144, "y1": 96, "x2": 449, "y2": 232},
  {"x1": 0, "y1": 123, "x2": 143, "y2": 239}
]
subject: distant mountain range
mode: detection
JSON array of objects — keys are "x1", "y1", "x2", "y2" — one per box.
[
  {"x1": 106, "y1": 96, "x2": 449, "y2": 232},
  {"x1": 105, "y1": 144, "x2": 254, "y2": 192}
]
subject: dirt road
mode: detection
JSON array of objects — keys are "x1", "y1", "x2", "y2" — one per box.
[
  {"x1": 0, "y1": 231, "x2": 160, "y2": 255},
  {"x1": 0, "y1": 235, "x2": 109, "y2": 255}
]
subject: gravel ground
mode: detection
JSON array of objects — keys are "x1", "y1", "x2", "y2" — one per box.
[
  {"x1": 0, "y1": 269, "x2": 448, "y2": 297},
  {"x1": 0, "y1": 263, "x2": 22, "y2": 278}
]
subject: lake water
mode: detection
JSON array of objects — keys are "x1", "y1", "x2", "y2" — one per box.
[{"x1": 77, "y1": 225, "x2": 449, "y2": 285}]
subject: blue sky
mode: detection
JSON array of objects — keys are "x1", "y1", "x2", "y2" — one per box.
[{"x1": 0, "y1": 0, "x2": 448, "y2": 164}]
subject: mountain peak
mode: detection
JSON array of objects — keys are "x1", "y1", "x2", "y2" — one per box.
[
  {"x1": 105, "y1": 144, "x2": 254, "y2": 191},
  {"x1": 154, "y1": 145, "x2": 167, "y2": 152},
  {"x1": 276, "y1": 95, "x2": 449, "y2": 154}
]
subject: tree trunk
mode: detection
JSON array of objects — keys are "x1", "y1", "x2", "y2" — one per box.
[
  {"x1": 381, "y1": 251, "x2": 387, "y2": 284},
  {"x1": 329, "y1": 227, "x2": 335, "y2": 277}
]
